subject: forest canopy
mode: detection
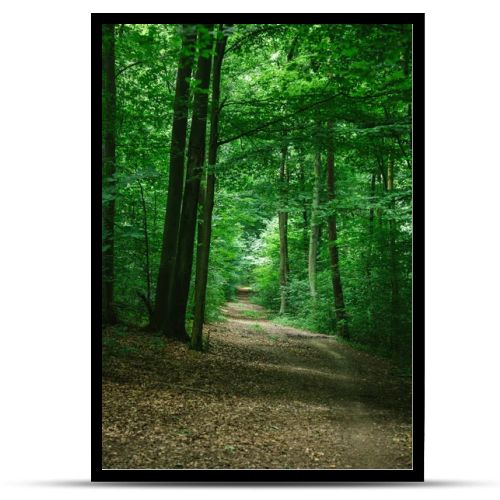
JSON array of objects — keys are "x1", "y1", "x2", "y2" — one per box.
[{"x1": 102, "y1": 23, "x2": 412, "y2": 362}]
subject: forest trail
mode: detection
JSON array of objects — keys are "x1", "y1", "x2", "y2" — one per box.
[
  {"x1": 102, "y1": 288, "x2": 412, "y2": 469},
  {"x1": 221, "y1": 287, "x2": 334, "y2": 339}
]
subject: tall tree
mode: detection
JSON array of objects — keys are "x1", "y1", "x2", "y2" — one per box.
[
  {"x1": 298, "y1": 159, "x2": 310, "y2": 264},
  {"x1": 166, "y1": 24, "x2": 214, "y2": 341},
  {"x1": 308, "y1": 142, "x2": 322, "y2": 298},
  {"x1": 191, "y1": 24, "x2": 230, "y2": 351},
  {"x1": 326, "y1": 121, "x2": 349, "y2": 339},
  {"x1": 102, "y1": 23, "x2": 117, "y2": 325},
  {"x1": 364, "y1": 171, "x2": 377, "y2": 336},
  {"x1": 387, "y1": 154, "x2": 401, "y2": 351},
  {"x1": 277, "y1": 39, "x2": 298, "y2": 315},
  {"x1": 152, "y1": 25, "x2": 197, "y2": 331},
  {"x1": 278, "y1": 143, "x2": 289, "y2": 315},
  {"x1": 104, "y1": 23, "x2": 413, "y2": 360},
  {"x1": 137, "y1": 181, "x2": 153, "y2": 323}
]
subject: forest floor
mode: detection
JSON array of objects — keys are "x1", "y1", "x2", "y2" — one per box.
[{"x1": 102, "y1": 288, "x2": 412, "y2": 469}]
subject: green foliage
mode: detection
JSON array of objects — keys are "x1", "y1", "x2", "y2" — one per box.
[{"x1": 104, "y1": 23, "x2": 412, "y2": 366}]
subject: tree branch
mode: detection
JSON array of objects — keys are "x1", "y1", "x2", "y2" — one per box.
[
  {"x1": 218, "y1": 89, "x2": 405, "y2": 147},
  {"x1": 116, "y1": 61, "x2": 143, "y2": 78}
]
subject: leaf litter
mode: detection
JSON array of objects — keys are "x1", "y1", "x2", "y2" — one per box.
[{"x1": 102, "y1": 297, "x2": 412, "y2": 469}]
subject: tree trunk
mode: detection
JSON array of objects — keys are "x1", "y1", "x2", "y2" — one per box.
[
  {"x1": 308, "y1": 149, "x2": 321, "y2": 298},
  {"x1": 276, "y1": 41, "x2": 297, "y2": 315},
  {"x1": 298, "y1": 161, "x2": 309, "y2": 264},
  {"x1": 153, "y1": 190, "x2": 157, "y2": 239},
  {"x1": 326, "y1": 122, "x2": 348, "y2": 339},
  {"x1": 376, "y1": 154, "x2": 388, "y2": 191},
  {"x1": 366, "y1": 172, "x2": 376, "y2": 278},
  {"x1": 278, "y1": 144, "x2": 289, "y2": 315},
  {"x1": 387, "y1": 156, "x2": 401, "y2": 351},
  {"x1": 365, "y1": 172, "x2": 376, "y2": 336},
  {"x1": 152, "y1": 25, "x2": 197, "y2": 331},
  {"x1": 191, "y1": 25, "x2": 230, "y2": 351},
  {"x1": 102, "y1": 23, "x2": 117, "y2": 325},
  {"x1": 166, "y1": 24, "x2": 214, "y2": 342},
  {"x1": 138, "y1": 181, "x2": 152, "y2": 322}
]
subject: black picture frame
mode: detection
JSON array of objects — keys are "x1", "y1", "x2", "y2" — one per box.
[{"x1": 92, "y1": 12, "x2": 424, "y2": 483}]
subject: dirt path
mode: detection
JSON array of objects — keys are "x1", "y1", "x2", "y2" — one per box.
[{"x1": 102, "y1": 288, "x2": 412, "y2": 469}]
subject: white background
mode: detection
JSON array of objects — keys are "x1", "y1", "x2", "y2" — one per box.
[{"x1": 1, "y1": 0, "x2": 499, "y2": 498}]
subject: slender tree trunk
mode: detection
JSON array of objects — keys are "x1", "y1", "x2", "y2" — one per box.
[
  {"x1": 166, "y1": 24, "x2": 214, "y2": 341},
  {"x1": 153, "y1": 190, "x2": 157, "y2": 239},
  {"x1": 191, "y1": 25, "x2": 230, "y2": 351},
  {"x1": 276, "y1": 41, "x2": 297, "y2": 315},
  {"x1": 376, "y1": 154, "x2": 388, "y2": 191},
  {"x1": 366, "y1": 172, "x2": 376, "y2": 278},
  {"x1": 298, "y1": 161, "x2": 309, "y2": 264},
  {"x1": 278, "y1": 144, "x2": 289, "y2": 315},
  {"x1": 102, "y1": 23, "x2": 117, "y2": 325},
  {"x1": 308, "y1": 148, "x2": 321, "y2": 298},
  {"x1": 152, "y1": 25, "x2": 197, "y2": 331},
  {"x1": 365, "y1": 172, "x2": 376, "y2": 336},
  {"x1": 138, "y1": 181, "x2": 153, "y2": 322},
  {"x1": 326, "y1": 121, "x2": 348, "y2": 339},
  {"x1": 387, "y1": 156, "x2": 401, "y2": 351}
]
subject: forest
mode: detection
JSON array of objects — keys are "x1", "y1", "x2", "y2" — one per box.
[{"x1": 101, "y1": 23, "x2": 413, "y2": 470}]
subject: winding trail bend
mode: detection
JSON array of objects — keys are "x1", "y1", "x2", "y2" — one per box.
[
  {"x1": 216, "y1": 287, "x2": 413, "y2": 469},
  {"x1": 102, "y1": 287, "x2": 412, "y2": 469}
]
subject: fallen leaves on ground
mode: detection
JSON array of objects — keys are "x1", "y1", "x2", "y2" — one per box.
[{"x1": 102, "y1": 297, "x2": 412, "y2": 469}]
